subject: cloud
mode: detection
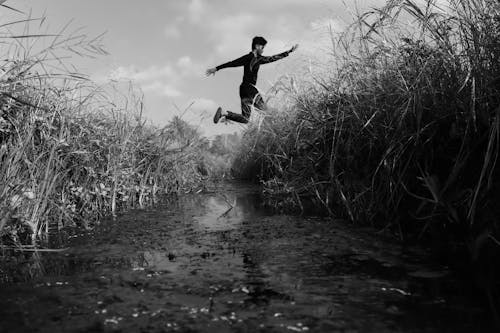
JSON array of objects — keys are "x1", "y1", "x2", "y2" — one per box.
[
  {"x1": 191, "y1": 97, "x2": 217, "y2": 111},
  {"x1": 173, "y1": 0, "x2": 363, "y2": 63},
  {"x1": 164, "y1": 24, "x2": 180, "y2": 39},
  {"x1": 310, "y1": 17, "x2": 346, "y2": 35},
  {"x1": 108, "y1": 65, "x2": 175, "y2": 82},
  {"x1": 207, "y1": 13, "x2": 261, "y2": 56},
  {"x1": 164, "y1": 16, "x2": 186, "y2": 39},
  {"x1": 199, "y1": 8, "x2": 344, "y2": 60},
  {"x1": 176, "y1": 55, "x2": 205, "y2": 77},
  {"x1": 177, "y1": 56, "x2": 192, "y2": 68},
  {"x1": 208, "y1": 0, "x2": 329, "y2": 13},
  {"x1": 98, "y1": 55, "x2": 207, "y2": 99},
  {"x1": 142, "y1": 81, "x2": 183, "y2": 97},
  {"x1": 188, "y1": 0, "x2": 204, "y2": 23},
  {"x1": 204, "y1": 13, "x2": 303, "y2": 56},
  {"x1": 249, "y1": 0, "x2": 326, "y2": 8}
]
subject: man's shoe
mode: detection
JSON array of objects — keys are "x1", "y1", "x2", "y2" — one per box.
[{"x1": 213, "y1": 107, "x2": 222, "y2": 123}]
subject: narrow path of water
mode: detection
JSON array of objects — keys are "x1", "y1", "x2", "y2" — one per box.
[{"x1": 0, "y1": 182, "x2": 489, "y2": 332}]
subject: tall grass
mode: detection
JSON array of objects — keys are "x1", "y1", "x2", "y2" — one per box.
[
  {"x1": 0, "y1": 14, "x2": 218, "y2": 247},
  {"x1": 233, "y1": 0, "x2": 500, "y2": 311}
]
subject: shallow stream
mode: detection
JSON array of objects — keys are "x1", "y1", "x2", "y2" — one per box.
[{"x1": 0, "y1": 182, "x2": 489, "y2": 332}]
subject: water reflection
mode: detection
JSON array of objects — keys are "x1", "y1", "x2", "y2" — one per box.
[{"x1": 192, "y1": 192, "x2": 265, "y2": 232}]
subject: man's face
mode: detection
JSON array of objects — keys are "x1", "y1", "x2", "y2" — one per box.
[{"x1": 255, "y1": 44, "x2": 265, "y2": 55}]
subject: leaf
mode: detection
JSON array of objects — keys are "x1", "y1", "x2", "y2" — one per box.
[{"x1": 0, "y1": 2, "x2": 24, "y2": 14}]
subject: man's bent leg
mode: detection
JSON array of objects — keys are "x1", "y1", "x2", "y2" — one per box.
[
  {"x1": 219, "y1": 94, "x2": 263, "y2": 124},
  {"x1": 221, "y1": 97, "x2": 252, "y2": 124},
  {"x1": 225, "y1": 110, "x2": 249, "y2": 123},
  {"x1": 241, "y1": 97, "x2": 253, "y2": 120}
]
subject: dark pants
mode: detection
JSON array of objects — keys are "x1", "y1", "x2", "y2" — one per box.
[{"x1": 225, "y1": 84, "x2": 267, "y2": 123}]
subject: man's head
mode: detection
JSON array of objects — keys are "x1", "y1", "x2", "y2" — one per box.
[{"x1": 252, "y1": 36, "x2": 267, "y2": 55}]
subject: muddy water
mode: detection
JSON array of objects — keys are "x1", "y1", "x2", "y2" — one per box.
[{"x1": 0, "y1": 182, "x2": 489, "y2": 332}]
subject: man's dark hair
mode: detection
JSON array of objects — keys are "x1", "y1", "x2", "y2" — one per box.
[{"x1": 252, "y1": 36, "x2": 267, "y2": 50}]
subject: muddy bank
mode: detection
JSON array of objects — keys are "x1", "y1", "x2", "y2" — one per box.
[{"x1": 0, "y1": 182, "x2": 491, "y2": 332}]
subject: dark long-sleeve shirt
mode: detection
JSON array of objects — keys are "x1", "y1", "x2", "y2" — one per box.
[{"x1": 216, "y1": 50, "x2": 290, "y2": 87}]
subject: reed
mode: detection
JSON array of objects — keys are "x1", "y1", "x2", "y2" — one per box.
[
  {"x1": 233, "y1": 0, "x2": 500, "y2": 309},
  {"x1": 0, "y1": 13, "x2": 219, "y2": 247}
]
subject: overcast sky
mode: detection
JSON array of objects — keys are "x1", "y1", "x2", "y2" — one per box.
[{"x1": 2, "y1": 0, "x2": 395, "y2": 137}]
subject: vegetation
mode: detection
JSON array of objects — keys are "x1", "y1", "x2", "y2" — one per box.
[
  {"x1": 205, "y1": 132, "x2": 241, "y2": 178},
  {"x1": 2, "y1": 0, "x2": 500, "y2": 317},
  {"x1": 233, "y1": 0, "x2": 500, "y2": 309},
  {"x1": 0, "y1": 14, "x2": 222, "y2": 248}
]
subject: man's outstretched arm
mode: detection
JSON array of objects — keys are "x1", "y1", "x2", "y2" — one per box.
[
  {"x1": 206, "y1": 54, "x2": 249, "y2": 76},
  {"x1": 260, "y1": 44, "x2": 299, "y2": 65}
]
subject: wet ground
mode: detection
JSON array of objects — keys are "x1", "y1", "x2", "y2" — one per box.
[{"x1": 0, "y1": 182, "x2": 491, "y2": 332}]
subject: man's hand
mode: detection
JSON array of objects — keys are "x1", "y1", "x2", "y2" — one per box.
[
  {"x1": 289, "y1": 44, "x2": 299, "y2": 53},
  {"x1": 206, "y1": 67, "x2": 217, "y2": 76}
]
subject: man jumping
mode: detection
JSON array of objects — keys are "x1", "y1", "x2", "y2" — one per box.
[{"x1": 206, "y1": 36, "x2": 298, "y2": 124}]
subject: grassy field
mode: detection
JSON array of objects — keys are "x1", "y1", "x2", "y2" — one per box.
[{"x1": 233, "y1": 0, "x2": 500, "y2": 309}]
